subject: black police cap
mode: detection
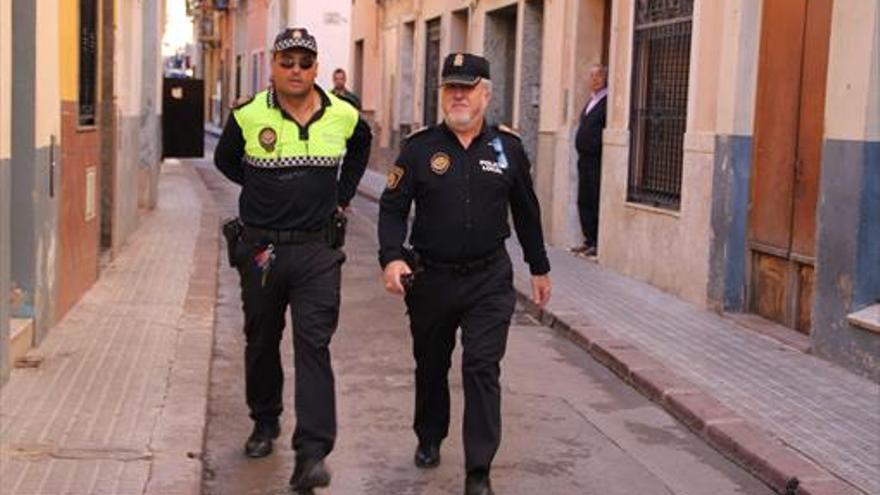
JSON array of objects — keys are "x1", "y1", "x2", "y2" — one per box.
[
  {"x1": 273, "y1": 27, "x2": 317, "y2": 54},
  {"x1": 441, "y1": 53, "x2": 490, "y2": 86}
]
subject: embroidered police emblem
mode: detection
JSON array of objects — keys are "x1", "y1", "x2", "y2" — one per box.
[
  {"x1": 387, "y1": 165, "x2": 405, "y2": 190},
  {"x1": 293, "y1": 29, "x2": 302, "y2": 39},
  {"x1": 258, "y1": 127, "x2": 277, "y2": 152},
  {"x1": 454, "y1": 53, "x2": 464, "y2": 67},
  {"x1": 430, "y1": 152, "x2": 451, "y2": 175}
]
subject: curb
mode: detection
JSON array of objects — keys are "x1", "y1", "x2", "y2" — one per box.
[
  {"x1": 515, "y1": 293, "x2": 865, "y2": 495},
  {"x1": 143, "y1": 162, "x2": 220, "y2": 495}
]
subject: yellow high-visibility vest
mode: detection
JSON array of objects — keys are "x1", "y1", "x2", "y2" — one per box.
[{"x1": 233, "y1": 88, "x2": 359, "y2": 169}]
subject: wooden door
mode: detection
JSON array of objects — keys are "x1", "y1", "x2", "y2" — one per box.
[{"x1": 748, "y1": 0, "x2": 832, "y2": 333}]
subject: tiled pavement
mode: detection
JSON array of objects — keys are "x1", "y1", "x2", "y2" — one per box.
[
  {"x1": 0, "y1": 161, "x2": 218, "y2": 495},
  {"x1": 358, "y1": 167, "x2": 880, "y2": 495}
]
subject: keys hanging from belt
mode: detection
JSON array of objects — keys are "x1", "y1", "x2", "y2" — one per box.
[{"x1": 253, "y1": 243, "x2": 276, "y2": 288}]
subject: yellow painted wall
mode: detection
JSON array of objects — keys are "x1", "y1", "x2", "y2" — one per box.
[
  {"x1": 1, "y1": 0, "x2": 11, "y2": 159},
  {"x1": 59, "y1": 0, "x2": 78, "y2": 102},
  {"x1": 35, "y1": 0, "x2": 61, "y2": 146}
]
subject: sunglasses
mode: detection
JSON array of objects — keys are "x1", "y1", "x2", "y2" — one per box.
[{"x1": 278, "y1": 56, "x2": 315, "y2": 70}]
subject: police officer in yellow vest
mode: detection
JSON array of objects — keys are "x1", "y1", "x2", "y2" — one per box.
[{"x1": 214, "y1": 27, "x2": 371, "y2": 492}]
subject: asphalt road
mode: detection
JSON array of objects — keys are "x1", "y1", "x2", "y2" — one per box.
[{"x1": 196, "y1": 156, "x2": 771, "y2": 495}]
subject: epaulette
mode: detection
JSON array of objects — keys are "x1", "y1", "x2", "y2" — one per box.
[
  {"x1": 231, "y1": 95, "x2": 255, "y2": 110},
  {"x1": 404, "y1": 126, "x2": 430, "y2": 141},
  {"x1": 497, "y1": 124, "x2": 521, "y2": 140}
]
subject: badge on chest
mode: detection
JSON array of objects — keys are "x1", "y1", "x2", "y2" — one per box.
[{"x1": 430, "y1": 152, "x2": 451, "y2": 175}]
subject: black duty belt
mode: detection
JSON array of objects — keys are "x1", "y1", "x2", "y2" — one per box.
[
  {"x1": 242, "y1": 225, "x2": 326, "y2": 245},
  {"x1": 418, "y1": 248, "x2": 506, "y2": 275}
]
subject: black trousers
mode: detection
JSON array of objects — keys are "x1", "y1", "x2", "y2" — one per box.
[
  {"x1": 577, "y1": 156, "x2": 602, "y2": 246},
  {"x1": 404, "y1": 251, "x2": 516, "y2": 473},
  {"x1": 235, "y1": 240, "x2": 345, "y2": 461}
]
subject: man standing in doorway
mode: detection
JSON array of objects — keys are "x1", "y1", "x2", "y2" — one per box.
[
  {"x1": 213, "y1": 27, "x2": 372, "y2": 492},
  {"x1": 331, "y1": 68, "x2": 361, "y2": 110},
  {"x1": 572, "y1": 63, "x2": 607, "y2": 257},
  {"x1": 378, "y1": 53, "x2": 552, "y2": 495}
]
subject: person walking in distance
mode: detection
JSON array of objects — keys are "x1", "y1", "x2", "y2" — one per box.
[{"x1": 331, "y1": 68, "x2": 361, "y2": 110}]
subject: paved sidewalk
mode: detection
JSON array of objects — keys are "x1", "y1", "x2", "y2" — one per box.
[
  {"x1": 358, "y1": 168, "x2": 880, "y2": 495},
  {"x1": 0, "y1": 161, "x2": 219, "y2": 495}
]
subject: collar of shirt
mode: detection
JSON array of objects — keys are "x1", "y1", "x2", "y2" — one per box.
[
  {"x1": 267, "y1": 83, "x2": 332, "y2": 120},
  {"x1": 439, "y1": 121, "x2": 490, "y2": 148},
  {"x1": 585, "y1": 87, "x2": 608, "y2": 116}
]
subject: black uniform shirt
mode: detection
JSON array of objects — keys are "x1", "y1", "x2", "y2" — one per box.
[
  {"x1": 378, "y1": 123, "x2": 551, "y2": 276},
  {"x1": 213, "y1": 85, "x2": 372, "y2": 231}
]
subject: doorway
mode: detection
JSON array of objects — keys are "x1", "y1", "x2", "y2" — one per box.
[
  {"x1": 423, "y1": 18, "x2": 441, "y2": 125},
  {"x1": 519, "y1": 0, "x2": 544, "y2": 162},
  {"x1": 484, "y1": 5, "x2": 517, "y2": 127},
  {"x1": 748, "y1": 0, "x2": 832, "y2": 333}
]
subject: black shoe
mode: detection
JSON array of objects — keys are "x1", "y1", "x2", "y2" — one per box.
[
  {"x1": 289, "y1": 457, "x2": 331, "y2": 491},
  {"x1": 465, "y1": 471, "x2": 494, "y2": 495},
  {"x1": 413, "y1": 442, "x2": 440, "y2": 468},
  {"x1": 244, "y1": 421, "x2": 280, "y2": 458}
]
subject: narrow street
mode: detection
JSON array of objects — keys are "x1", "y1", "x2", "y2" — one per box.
[
  {"x1": 3, "y1": 2, "x2": 877, "y2": 494},
  {"x1": 195, "y1": 156, "x2": 772, "y2": 495}
]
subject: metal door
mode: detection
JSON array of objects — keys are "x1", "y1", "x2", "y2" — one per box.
[
  {"x1": 162, "y1": 78, "x2": 205, "y2": 158},
  {"x1": 748, "y1": 0, "x2": 832, "y2": 333}
]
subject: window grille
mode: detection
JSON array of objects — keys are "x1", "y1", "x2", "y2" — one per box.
[
  {"x1": 79, "y1": 0, "x2": 98, "y2": 126},
  {"x1": 627, "y1": 0, "x2": 693, "y2": 209}
]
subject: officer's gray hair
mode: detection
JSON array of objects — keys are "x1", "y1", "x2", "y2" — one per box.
[
  {"x1": 480, "y1": 79, "x2": 493, "y2": 93},
  {"x1": 588, "y1": 63, "x2": 607, "y2": 76}
]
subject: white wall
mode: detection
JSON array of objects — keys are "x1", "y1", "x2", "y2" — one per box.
[{"x1": 290, "y1": 0, "x2": 352, "y2": 89}]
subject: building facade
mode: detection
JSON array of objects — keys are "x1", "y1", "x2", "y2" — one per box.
[
  {"x1": 602, "y1": 0, "x2": 878, "y2": 378},
  {"x1": 351, "y1": 0, "x2": 879, "y2": 379},
  {"x1": 1, "y1": 0, "x2": 165, "y2": 384}
]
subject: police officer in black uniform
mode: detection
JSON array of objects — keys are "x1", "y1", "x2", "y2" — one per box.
[
  {"x1": 378, "y1": 53, "x2": 552, "y2": 495},
  {"x1": 214, "y1": 27, "x2": 371, "y2": 492}
]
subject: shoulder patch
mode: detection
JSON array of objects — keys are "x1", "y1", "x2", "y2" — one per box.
[
  {"x1": 497, "y1": 124, "x2": 521, "y2": 139},
  {"x1": 404, "y1": 126, "x2": 430, "y2": 141},
  {"x1": 386, "y1": 165, "x2": 405, "y2": 190},
  {"x1": 231, "y1": 95, "x2": 255, "y2": 110}
]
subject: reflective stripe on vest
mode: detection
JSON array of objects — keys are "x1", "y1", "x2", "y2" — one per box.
[{"x1": 233, "y1": 88, "x2": 359, "y2": 168}]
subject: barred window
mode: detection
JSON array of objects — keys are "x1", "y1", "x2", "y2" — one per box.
[
  {"x1": 627, "y1": 0, "x2": 693, "y2": 209},
  {"x1": 79, "y1": 0, "x2": 98, "y2": 126}
]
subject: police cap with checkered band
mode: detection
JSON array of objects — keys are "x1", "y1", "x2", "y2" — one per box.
[{"x1": 273, "y1": 27, "x2": 317, "y2": 55}]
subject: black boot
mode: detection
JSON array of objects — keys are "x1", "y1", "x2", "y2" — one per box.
[
  {"x1": 465, "y1": 470, "x2": 494, "y2": 495},
  {"x1": 289, "y1": 457, "x2": 331, "y2": 491},
  {"x1": 244, "y1": 420, "x2": 280, "y2": 458},
  {"x1": 413, "y1": 442, "x2": 441, "y2": 468}
]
